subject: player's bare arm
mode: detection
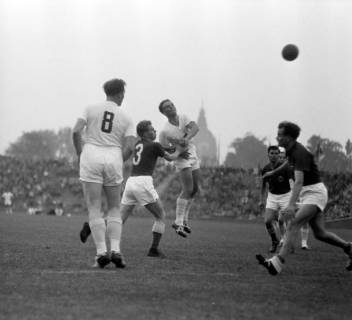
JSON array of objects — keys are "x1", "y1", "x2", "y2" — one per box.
[
  {"x1": 72, "y1": 118, "x2": 86, "y2": 158},
  {"x1": 184, "y1": 121, "x2": 199, "y2": 142},
  {"x1": 259, "y1": 179, "x2": 268, "y2": 210},
  {"x1": 283, "y1": 170, "x2": 304, "y2": 219},
  {"x1": 163, "y1": 146, "x2": 190, "y2": 162},
  {"x1": 262, "y1": 160, "x2": 289, "y2": 179}
]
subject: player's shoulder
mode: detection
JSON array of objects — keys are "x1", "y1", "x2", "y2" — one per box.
[
  {"x1": 116, "y1": 107, "x2": 133, "y2": 122},
  {"x1": 143, "y1": 140, "x2": 162, "y2": 149},
  {"x1": 292, "y1": 142, "x2": 311, "y2": 157},
  {"x1": 179, "y1": 113, "x2": 192, "y2": 123}
]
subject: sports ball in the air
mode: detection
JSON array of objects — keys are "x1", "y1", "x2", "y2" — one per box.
[{"x1": 282, "y1": 44, "x2": 299, "y2": 61}]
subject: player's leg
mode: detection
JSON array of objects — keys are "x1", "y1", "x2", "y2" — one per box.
[
  {"x1": 183, "y1": 168, "x2": 200, "y2": 233},
  {"x1": 145, "y1": 200, "x2": 166, "y2": 258},
  {"x1": 173, "y1": 167, "x2": 193, "y2": 237},
  {"x1": 120, "y1": 203, "x2": 135, "y2": 224},
  {"x1": 300, "y1": 223, "x2": 310, "y2": 250},
  {"x1": 104, "y1": 184, "x2": 126, "y2": 268},
  {"x1": 264, "y1": 208, "x2": 280, "y2": 253},
  {"x1": 278, "y1": 213, "x2": 286, "y2": 247},
  {"x1": 309, "y1": 211, "x2": 352, "y2": 270},
  {"x1": 82, "y1": 181, "x2": 110, "y2": 268},
  {"x1": 256, "y1": 204, "x2": 315, "y2": 275}
]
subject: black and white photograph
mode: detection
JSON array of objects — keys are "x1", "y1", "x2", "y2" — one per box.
[{"x1": 1, "y1": 0, "x2": 352, "y2": 319}]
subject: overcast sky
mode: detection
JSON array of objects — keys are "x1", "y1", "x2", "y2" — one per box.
[{"x1": 1, "y1": 0, "x2": 351, "y2": 161}]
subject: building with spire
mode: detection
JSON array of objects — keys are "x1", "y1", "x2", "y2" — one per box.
[{"x1": 193, "y1": 106, "x2": 219, "y2": 167}]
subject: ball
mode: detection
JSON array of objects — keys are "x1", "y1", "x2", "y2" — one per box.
[{"x1": 282, "y1": 44, "x2": 299, "y2": 61}]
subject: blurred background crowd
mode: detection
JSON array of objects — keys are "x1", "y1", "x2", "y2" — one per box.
[{"x1": 1, "y1": 155, "x2": 351, "y2": 220}]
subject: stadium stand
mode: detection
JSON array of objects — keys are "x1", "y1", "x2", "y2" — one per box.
[{"x1": 0, "y1": 155, "x2": 351, "y2": 219}]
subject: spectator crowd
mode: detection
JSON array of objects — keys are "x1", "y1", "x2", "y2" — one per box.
[{"x1": 0, "y1": 155, "x2": 351, "y2": 220}]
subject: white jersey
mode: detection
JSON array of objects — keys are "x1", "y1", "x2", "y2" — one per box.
[
  {"x1": 159, "y1": 114, "x2": 197, "y2": 157},
  {"x1": 2, "y1": 192, "x2": 13, "y2": 205},
  {"x1": 80, "y1": 101, "x2": 135, "y2": 148}
]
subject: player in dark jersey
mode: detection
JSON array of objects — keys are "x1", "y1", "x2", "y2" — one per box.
[
  {"x1": 119, "y1": 120, "x2": 189, "y2": 259},
  {"x1": 261, "y1": 147, "x2": 310, "y2": 252},
  {"x1": 259, "y1": 146, "x2": 293, "y2": 253},
  {"x1": 257, "y1": 121, "x2": 352, "y2": 275}
]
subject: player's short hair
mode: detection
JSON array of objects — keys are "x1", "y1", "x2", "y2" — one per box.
[
  {"x1": 103, "y1": 79, "x2": 126, "y2": 96},
  {"x1": 136, "y1": 120, "x2": 152, "y2": 138},
  {"x1": 267, "y1": 145, "x2": 280, "y2": 153},
  {"x1": 278, "y1": 121, "x2": 301, "y2": 140},
  {"x1": 158, "y1": 99, "x2": 171, "y2": 113}
]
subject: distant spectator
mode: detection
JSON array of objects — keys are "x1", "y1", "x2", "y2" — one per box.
[{"x1": 2, "y1": 190, "x2": 14, "y2": 214}]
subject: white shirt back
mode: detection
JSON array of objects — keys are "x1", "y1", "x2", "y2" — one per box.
[{"x1": 80, "y1": 101, "x2": 134, "y2": 148}]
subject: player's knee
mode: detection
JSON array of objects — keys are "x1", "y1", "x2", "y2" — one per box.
[
  {"x1": 89, "y1": 217, "x2": 106, "y2": 228},
  {"x1": 106, "y1": 216, "x2": 122, "y2": 225},
  {"x1": 88, "y1": 209, "x2": 102, "y2": 221},
  {"x1": 312, "y1": 229, "x2": 326, "y2": 241},
  {"x1": 152, "y1": 220, "x2": 165, "y2": 234},
  {"x1": 264, "y1": 215, "x2": 274, "y2": 224},
  {"x1": 158, "y1": 210, "x2": 166, "y2": 220}
]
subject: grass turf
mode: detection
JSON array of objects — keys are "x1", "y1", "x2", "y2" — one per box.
[{"x1": 1, "y1": 212, "x2": 351, "y2": 320}]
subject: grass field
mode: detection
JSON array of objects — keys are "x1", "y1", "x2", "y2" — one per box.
[{"x1": 1, "y1": 212, "x2": 352, "y2": 320}]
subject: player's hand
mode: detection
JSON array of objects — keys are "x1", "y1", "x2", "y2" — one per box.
[
  {"x1": 282, "y1": 205, "x2": 296, "y2": 220},
  {"x1": 179, "y1": 151, "x2": 190, "y2": 160}
]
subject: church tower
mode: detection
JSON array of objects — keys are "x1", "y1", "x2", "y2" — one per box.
[{"x1": 193, "y1": 105, "x2": 218, "y2": 167}]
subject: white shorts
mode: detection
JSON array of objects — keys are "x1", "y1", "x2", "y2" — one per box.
[
  {"x1": 266, "y1": 191, "x2": 291, "y2": 212},
  {"x1": 299, "y1": 182, "x2": 328, "y2": 212},
  {"x1": 79, "y1": 144, "x2": 123, "y2": 186},
  {"x1": 174, "y1": 154, "x2": 200, "y2": 172},
  {"x1": 121, "y1": 176, "x2": 159, "y2": 206}
]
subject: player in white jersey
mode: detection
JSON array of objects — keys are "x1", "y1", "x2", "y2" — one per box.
[
  {"x1": 2, "y1": 191, "x2": 14, "y2": 214},
  {"x1": 72, "y1": 78, "x2": 135, "y2": 268},
  {"x1": 158, "y1": 99, "x2": 200, "y2": 237}
]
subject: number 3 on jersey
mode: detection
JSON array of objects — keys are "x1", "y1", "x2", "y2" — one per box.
[
  {"x1": 133, "y1": 143, "x2": 143, "y2": 165},
  {"x1": 101, "y1": 111, "x2": 114, "y2": 133}
]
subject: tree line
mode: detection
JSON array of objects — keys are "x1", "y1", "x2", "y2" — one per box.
[{"x1": 4, "y1": 128, "x2": 352, "y2": 172}]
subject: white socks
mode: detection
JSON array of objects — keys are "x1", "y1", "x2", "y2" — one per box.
[
  {"x1": 175, "y1": 198, "x2": 188, "y2": 225},
  {"x1": 183, "y1": 199, "x2": 194, "y2": 224},
  {"x1": 107, "y1": 216, "x2": 122, "y2": 253},
  {"x1": 89, "y1": 218, "x2": 107, "y2": 255},
  {"x1": 301, "y1": 225, "x2": 309, "y2": 247}
]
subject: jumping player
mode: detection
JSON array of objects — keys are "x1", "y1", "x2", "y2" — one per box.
[
  {"x1": 256, "y1": 121, "x2": 352, "y2": 275},
  {"x1": 158, "y1": 99, "x2": 200, "y2": 237},
  {"x1": 73, "y1": 78, "x2": 135, "y2": 269},
  {"x1": 120, "y1": 120, "x2": 189, "y2": 258}
]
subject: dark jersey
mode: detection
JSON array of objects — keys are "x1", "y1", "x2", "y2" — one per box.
[
  {"x1": 131, "y1": 140, "x2": 165, "y2": 176},
  {"x1": 286, "y1": 141, "x2": 321, "y2": 186},
  {"x1": 262, "y1": 162, "x2": 292, "y2": 195}
]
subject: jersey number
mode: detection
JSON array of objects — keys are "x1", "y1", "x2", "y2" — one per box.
[
  {"x1": 133, "y1": 143, "x2": 143, "y2": 165},
  {"x1": 101, "y1": 111, "x2": 115, "y2": 133}
]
